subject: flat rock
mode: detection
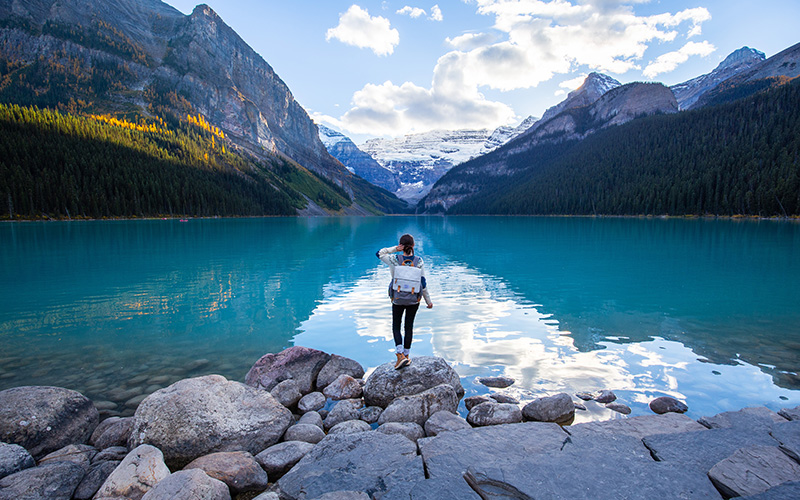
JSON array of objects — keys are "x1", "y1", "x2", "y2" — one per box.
[
  {"x1": 708, "y1": 446, "x2": 800, "y2": 498},
  {"x1": 0, "y1": 386, "x2": 99, "y2": 459},
  {"x1": 0, "y1": 442, "x2": 35, "y2": 480},
  {"x1": 476, "y1": 376, "x2": 515, "y2": 389},
  {"x1": 140, "y1": 469, "x2": 230, "y2": 500},
  {"x1": 378, "y1": 384, "x2": 458, "y2": 427},
  {"x1": 363, "y1": 356, "x2": 464, "y2": 409},
  {"x1": 567, "y1": 413, "x2": 707, "y2": 440},
  {"x1": 184, "y1": 451, "x2": 268, "y2": 494},
  {"x1": 778, "y1": 405, "x2": 800, "y2": 421},
  {"x1": 649, "y1": 396, "x2": 688, "y2": 414},
  {"x1": 463, "y1": 396, "x2": 490, "y2": 411},
  {"x1": 73, "y1": 460, "x2": 119, "y2": 500},
  {"x1": 128, "y1": 375, "x2": 293, "y2": 468},
  {"x1": 270, "y1": 379, "x2": 303, "y2": 409},
  {"x1": 38, "y1": 444, "x2": 97, "y2": 469},
  {"x1": 309, "y1": 492, "x2": 371, "y2": 500},
  {"x1": 595, "y1": 390, "x2": 617, "y2": 404},
  {"x1": 93, "y1": 417, "x2": 134, "y2": 450},
  {"x1": 699, "y1": 406, "x2": 788, "y2": 430},
  {"x1": 467, "y1": 402, "x2": 522, "y2": 427},
  {"x1": 424, "y1": 411, "x2": 471, "y2": 437},
  {"x1": 328, "y1": 420, "x2": 372, "y2": 435},
  {"x1": 606, "y1": 402, "x2": 632, "y2": 415},
  {"x1": 284, "y1": 423, "x2": 325, "y2": 444},
  {"x1": 575, "y1": 392, "x2": 595, "y2": 401},
  {"x1": 93, "y1": 444, "x2": 170, "y2": 500},
  {"x1": 489, "y1": 393, "x2": 519, "y2": 404},
  {"x1": 522, "y1": 393, "x2": 575, "y2": 424},
  {"x1": 738, "y1": 480, "x2": 800, "y2": 500},
  {"x1": 0, "y1": 461, "x2": 86, "y2": 500},
  {"x1": 245, "y1": 346, "x2": 331, "y2": 394},
  {"x1": 770, "y1": 421, "x2": 800, "y2": 462},
  {"x1": 276, "y1": 432, "x2": 423, "y2": 500},
  {"x1": 324, "y1": 399, "x2": 363, "y2": 431},
  {"x1": 377, "y1": 422, "x2": 425, "y2": 443},
  {"x1": 316, "y1": 354, "x2": 365, "y2": 390},
  {"x1": 297, "y1": 392, "x2": 326, "y2": 414},
  {"x1": 255, "y1": 441, "x2": 314, "y2": 478},
  {"x1": 322, "y1": 374, "x2": 363, "y2": 401},
  {"x1": 358, "y1": 406, "x2": 383, "y2": 424}
]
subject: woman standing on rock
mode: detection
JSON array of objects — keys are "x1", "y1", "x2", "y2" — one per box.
[{"x1": 377, "y1": 234, "x2": 433, "y2": 369}]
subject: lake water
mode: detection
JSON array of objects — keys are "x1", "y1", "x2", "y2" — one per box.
[{"x1": 1, "y1": 216, "x2": 799, "y2": 423}]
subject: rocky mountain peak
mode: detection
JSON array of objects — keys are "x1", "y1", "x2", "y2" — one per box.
[
  {"x1": 537, "y1": 73, "x2": 621, "y2": 125},
  {"x1": 717, "y1": 46, "x2": 766, "y2": 71}
]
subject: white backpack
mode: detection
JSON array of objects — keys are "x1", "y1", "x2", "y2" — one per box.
[{"x1": 390, "y1": 255, "x2": 422, "y2": 305}]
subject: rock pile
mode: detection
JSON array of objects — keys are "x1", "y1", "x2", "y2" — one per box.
[{"x1": 1, "y1": 346, "x2": 799, "y2": 500}]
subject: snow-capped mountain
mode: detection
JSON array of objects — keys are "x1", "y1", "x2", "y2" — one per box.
[
  {"x1": 539, "y1": 73, "x2": 621, "y2": 124},
  {"x1": 318, "y1": 125, "x2": 401, "y2": 193},
  {"x1": 480, "y1": 115, "x2": 538, "y2": 154},
  {"x1": 671, "y1": 47, "x2": 766, "y2": 110}
]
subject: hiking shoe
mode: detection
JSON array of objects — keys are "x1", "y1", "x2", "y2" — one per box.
[{"x1": 395, "y1": 353, "x2": 410, "y2": 370}]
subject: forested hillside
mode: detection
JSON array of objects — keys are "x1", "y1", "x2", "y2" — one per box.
[{"x1": 439, "y1": 78, "x2": 800, "y2": 217}]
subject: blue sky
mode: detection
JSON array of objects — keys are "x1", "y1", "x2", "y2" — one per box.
[{"x1": 165, "y1": 1, "x2": 800, "y2": 143}]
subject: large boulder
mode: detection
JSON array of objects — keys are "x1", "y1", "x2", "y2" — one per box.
[
  {"x1": 377, "y1": 384, "x2": 459, "y2": 427},
  {"x1": 522, "y1": 393, "x2": 575, "y2": 424},
  {"x1": 467, "y1": 402, "x2": 522, "y2": 427},
  {"x1": 140, "y1": 469, "x2": 231, "y2": 500},
  {"x1": 0, "y1": 461, "x2": 86, "y2": 500},
  {"x1": 128, "y1": 375, "x2": 293, "y2": 468},
  {"x1": 0, "y1": 442, "x2": 35, "y2": 480},
  {"x1": 94, "y1": 444, "x2": 170, "y2": 500},
  {"x1": 316, "y1": 355, "x2": 365, "y2": 390},
  {"x1": 0, "y1": 386, "x2": 99, "y2": 459},
  {"x1": 363, "y1": 356, "x2": 464, "y2": 409},
  {"x1": 184, "y1": 451, "x2": 269, "y2": 494},
  {"x1": 245, "y1": 347, "x2": 331, "y2": 394}
]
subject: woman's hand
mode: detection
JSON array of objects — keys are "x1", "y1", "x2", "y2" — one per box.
[
  {"x1": 395, "y1": 244, "x2": 405, "y2": 252},
  {"x1": 427, "y1": 302, "x2": 433, "y2": 309}
]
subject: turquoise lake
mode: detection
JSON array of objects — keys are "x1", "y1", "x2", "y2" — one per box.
[{"x1": 1, "y1": 216, "x2": 799, "y2": 423}]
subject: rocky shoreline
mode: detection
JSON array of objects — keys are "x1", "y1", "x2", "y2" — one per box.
[{"x1": 1, "y1": 346, "x2": 799, "y2": 499}]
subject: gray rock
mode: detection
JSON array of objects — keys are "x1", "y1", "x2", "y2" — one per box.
[
  {"x1": 358, "y1": 406, "x2": 383, "y2": 424},
  {"x1": 737, "y1": 480, "x2": 800, "y2": 500},
  {"x1": 255, "y1": 441, "x2": 314, "y2": 478},
  {"x1": 522, "y1": 393, "x2": 575, "y2": 424},
  {"x1": 128, "y1": 375, "x2": 293, "y2": 468},
  {"x1": 698, "y1": 406, "x2": 787, "y2": 429},
  {"x1": 245, "y1": 346, "x2": 331, "y2": 394},
  {"x1": 328, "y1": 420, "x2": 373, "y2": 435},
  {"x1": 648, "y1": 396, "x2": 688, "y2": 414},
  {"x1": 424, "y1": 411, "x2": 472, "y2": 437},
  {"x1": 0, "y1": 386, "x2": 99, "y2": 459},
  {"x1": 575, "y1": 392, "x2": 595, "y2": 401},
  {"x1": 297, "y1": 392, "x2": 326, "y2": 414},
  {"x1": 93, "y1": 417, "x2": 134, "y2": 450},
  {"x1": 324, "y1": 399, "x2": 364, "y2": 431},
  {"x1": 708, "y1": 446, "x2": 800, "y2": 498},
  {"x1": 0, "y1": 461, "x2": 86, "y2": 500},
  {"x1": 38, "y1": 444, "x2": 97, "y2": 469},
  {"x1": 297, "y1": 411, "x2": 324, "y2": 429},
  {"x1": 476, "y1": 376, "x2": 515, "y2": 388},
  {"x1": 309, "y1": 492, "x2": 371, "y2": 500},
  {"x1": 0, "y1": 442, "x2": 35, "y2": 480},
  {"x1": 574, "y1": 402, "x2": 587, "y2": 411},
  {"x1": 73, "y1": 460, "x2": 119, "y2": 500},
  {"x1": 378, "y1": 384, "x2": 458, "y2": 427},
  {"x1": 252, "y1": 492, "x2": 281, "y2": 500},
  {"x1": 363, "y1": 356, "x2": 464, "y2": 409},
  {"x1": 377, "y1": 422, "x2": 425, "y2": 443},
  {"x1": 93, "y1": 444, "x2": 171, "y2": 500},
  {"x1": 567, "y1": 413, "x2": 707, "y2": 440},
  {"x1": 595, "y1": 390, "x2": 617, "y2": 404},
  {"x1": 489, "y1": 393, "x2": 519, "y2": 404},
  {"x1": 779, "y1": 405, "x2": 800, "y2": 421},
  {"x1": 90, "y1": 417, "x2": 122, "y2": 446},
  {"x1": 140, "y1": 469, "x2": 231, "y2": 500},
  {"x1": 270, "y1": 379, "x2": 303, "y2": 409},
  {"x1": 770, "y1": 421, "x2": 800, "y2": 462},
  {"x1": 464, "y1": 396, "x2": 491, "y2": 411},
  {"x1": 322, "y1": 374, "x2": 363, "y2": 401},
  {"x1": 467, "y1": 402, "x2": 522, "y2": 427},
  {"x1": 606, "y1": 402, "x2": 632, "y2": 415},
  {"x1": 184, "y1": 451, "x2": 268, "y2": 494},
  {"x1": 93, "y1": 446, "x2": 129, "y2": 463},
  {"x1": 284, "y1": 424, "x2": 325, "y2": 444},
  {"x1": 276, "y1": 432, "x2": 423, "y2": 500},
  {"x1": 316, "y1": 354, "x2": 366, "y2": 390}
]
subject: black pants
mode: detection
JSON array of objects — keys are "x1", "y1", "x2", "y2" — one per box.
[{"x1": 392, "y1": 303, "x2": 420, "y2": 350}]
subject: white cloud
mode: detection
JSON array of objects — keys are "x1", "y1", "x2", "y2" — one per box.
[
  {"x1": 326, "y1": 5, "x2": 399, "y2": 56},
  {"x1": 446, "y1": 32, "x2": 497, "y2": 50},
  {"x1": 397, "y1": 6, "x2": 426, "y2": 18},
  {"x1": 429, "y1": 4, "x2": 443, "y2": 21},
  {"x1": 643, "y1": 40, "x2": 716, "y2": 78},
  {"x1": 559, "y1": 74, "x2": 588, "y2": 91}
]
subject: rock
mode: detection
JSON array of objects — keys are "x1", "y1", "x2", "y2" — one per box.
[
  {"x1": 567, "y1": 413, "x2": 707, "y2": 440},
  {"x1": 316, "y1": 354, "x2": 365, "y2": 390},
  {"x1": 377, "y1": 422, "x2": 425, "y2": 443},
  {"x1": 38, "y1": 444, "x2": 97, "y2": 469},
  {"x1": 708, "y1": 446, "x2": 800, "y2": 498},
  {"x1": 489, "y1": 393, "x2": 519, "y2": 404},
  {"x1": 0, "y1": 386, "x2": 99, "y2": 459},
  {"x1": 522, "y1": 393, "x2": 575, "y2": 424},
  {"x1": 140, "y1": 469, "x2": 231, "y2": 500},
  {"x1": 270, "y1": 380, "x2": 303, "y2": 409},
  {"x1": 284, "y1": 424, "x2": 325, "y2": 444},
  {"x1": 90, "y1": 417, "x2": 123, "y2": 446},
  {"x1": 648, "y1": 396, "x2": 688, "y2": 414},
  {"x1": 324, "y1": 399, "x2": 363, "y2": 431},
  {"x1": 253, "y1": 492, "x2": 281, "y2": 500},
  {"x1": 377, "y1": 384, "x2": 459, "y2": 427},
  {"x1": 0, "y1": 461, "x2": 86, "y2": 500},
  {"x1": 358, "y1": 406, "x2": 383, "y2": 424},
  {"x1": 595, "y1": 390, "x2": 617, "y2": 404},
  {"x1": 464, "y1": 395, "x2": 491, "y2": 411},
  {"x1": 328, "y1": 420, "x2": 373, "y2": 435},
  {"x1": 606, "y1": 403, "x2": 632, "y2": 415},
  {"x1": 255, "y1": 441, "x2": 314, "y2": 478},
  {"x1": 73, "y1": 460, "x2": 119, "y2": 500},
  {"x1": 467, "y1": 402, "x2": 523, "y2": 427},
  {"x1": 735, "y1": 481, "x2": 800, "y2": 500},
  {"x1": 476, "y1": 376, "x2": 515, "y2": 389},
  {"x1": 574, "y1": 402, "x2": 587, "y2": 411},
  {"x1": 363, "y1": 356, "x2": 464, "y2": 409},
  {"x1": 698, "y1": 406, "x2": 787, "y2": 429},
  {"x1": 184, "y1": 451, "x2": 269, "y2": 494},
  {"x1": 93, "y1": 446, "x2": 129, "y2": 463},
  {"x1": 297, "y1": 392, "x2": 326, "y2": 414},
  {"x1": 245, "y1": 346, "x2": 331, "y2": 394},
  {"x1": 276, "y1": 432, "x2": 423, "y2": 500},
  {"x1": 779, "y1": 405, "x2": 800, "y2": 421},
  {"x1": 94, "y1": 444, "x2": 170, "y2": 500},
  {"x1": 309, "y1": 492, "x2": 371, "y2": 500},
  {"x1": 128, "y1": 375, "x2": 293, "y2": 468},
  {"x1": 770, "y1": 421, "x2": 800, "y2": 462},
  {"x1": 424, "y1": 411, "x2": 472, "y2": 437},
  {"x1": 0, "y1": 442, "x2": 35, "y2": 480},
  {"x1": 93, "y1": 418, "x2": 134, "y2": 450},
  {"x1": 575, "y1": 392, "x2": 595, "y2": 401},
  {"x1": 297, "y1": 411, "x2": 324, "y2": 429},
  {"x1": 322, "y1": 375, "x2": 363, "y2": 401}
]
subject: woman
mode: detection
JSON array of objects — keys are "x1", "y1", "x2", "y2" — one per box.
[{"x1": 377, "y1": 234, "x2": 433, "y2": 369}]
